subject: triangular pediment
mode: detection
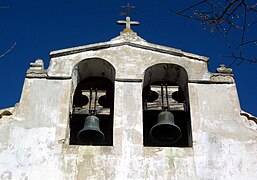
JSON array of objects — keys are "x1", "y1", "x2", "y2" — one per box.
[{"x1": 50, "y1": 32, "x2": 208, "y2": 62}]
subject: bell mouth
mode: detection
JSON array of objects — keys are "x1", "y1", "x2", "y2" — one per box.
[
  {"x1": 77, "y1": 129, "x2": 105, "y2": 144},
  {"x1": 77, "y1": 115, "x2": 105, "y2": 144},
  {"x1": 150, "y1": 123, "x2": 182, "y2": 144}
]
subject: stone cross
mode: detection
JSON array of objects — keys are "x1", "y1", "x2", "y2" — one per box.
[{"x1": 117, "y1": 16, "x2": 139, "y2": 30}]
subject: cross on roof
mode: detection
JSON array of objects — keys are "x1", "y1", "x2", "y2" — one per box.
[
  {"x1": 120, "y1": 3, "x2": 135, "y2": 16},
  {"x1": 117, "y1": 16, "x2": 140, "y2": 30}
]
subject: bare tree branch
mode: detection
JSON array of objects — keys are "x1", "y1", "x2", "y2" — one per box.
[
  {"x1": 175, "y1": 0, "x2": 208, "y2": 14},
  {"x1": 0, "y1": 4, "x2": 16, "y2": 58},
  {"x1": 171, "y1": 0, "x2": 257, "y2": 65},
  {"x1": 0, "y1": 42, "x2": 16, "y2": 58},
  {"x1": 223, "y1": 55, "x2": 257, "y2": 63},
  {"x1": 240, "y1": 39, "x2": 257, "y2": 46}
]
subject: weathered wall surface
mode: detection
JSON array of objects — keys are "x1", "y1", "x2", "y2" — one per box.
[
  {"x1": 1, "y1": 36, "x2": 257, "y2": 179},
  {"x1": 0, "y1": 78, "x2": 72, "y2": 179},
  {"x1": 48, "y1": 45, "x2": 210, "y2": 82},
  {"x1": 189, "y1": 83, "x2": 257, "y2": 179}
]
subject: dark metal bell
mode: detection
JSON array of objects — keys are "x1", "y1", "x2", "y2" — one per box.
[
  {"x1": 77, "y1": 115, "x2": 105, "y2": 144},
  {"x1": 150, "y1": 111, "x2": 182, "y2": 144}
]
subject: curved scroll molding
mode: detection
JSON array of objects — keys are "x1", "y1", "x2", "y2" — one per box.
[
  {"x1": 240, "y1": 110, "x2": 257, "y2": 132},
  {"x1": 0, "y1": 107, "x2": 14, "y2": 119}
]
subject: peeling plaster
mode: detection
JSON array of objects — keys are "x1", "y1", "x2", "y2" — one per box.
[{"x1": 1, "y1": 32, "x2": 257, "y2": 179}]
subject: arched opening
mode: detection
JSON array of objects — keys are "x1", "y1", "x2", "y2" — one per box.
[
  {"x1": 70, "y1": 58, "x2": 115, "y2": 146},
  {"x1": 142, "y1": 63, "x2": 192, "y2": 147}
]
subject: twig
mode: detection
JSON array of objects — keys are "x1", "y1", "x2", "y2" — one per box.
[
  {"x1": 175, "y1": 0, "x2": 208, "y2": 14},
  {"x1": 239, "y1": 39, "x2": 257, "y2": 46},
  {"x1": 0, "y1": 42, "x2": 16, "y2": 58},
  {"x1": 237, "y1": 2, "x2": 247, "y2": 66},
  {"x1": 172, "y1": 0, "x2": 257, "y2": 65},
  {"x1": 224, "y1": 55, "x2": 257, "y2": 63}
]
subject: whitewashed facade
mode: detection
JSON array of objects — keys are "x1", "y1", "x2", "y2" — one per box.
[{"x1": 1, "y1": 25, "x2": 257, "y2": 180}]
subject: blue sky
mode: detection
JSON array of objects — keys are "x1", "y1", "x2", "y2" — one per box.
[{"x1": 0, "y1": 0, "x2": 256, "y2": 116}]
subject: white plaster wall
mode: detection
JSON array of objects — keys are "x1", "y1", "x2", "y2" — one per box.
[
  {"x1": 0, "y1": 78, "x2": 72, "y2": 179},
  {"x1": 48, "y1": 46, "x2": 210, "y2": 81},
  {"x1": 53, "y1": 82, "x2": 257, "y2": 180},
  {"x1": 1, "y1": 77, "x2": 257, "y2": 180},
  {"x1": 189, "y1": 83, "x2": 257, "y2": 179},
  {"x1": 1, "y1": 45, "x2": 257, "y2": 179}
]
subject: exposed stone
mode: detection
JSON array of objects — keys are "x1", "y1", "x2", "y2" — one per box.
[
  {"x1": 210, "y1": 73, "x2": 234, "y2": 83},
  {"x1": 0, "y1": 107, "x2": 14, "y2": 119},
  {"x1": 112, "y1": 30, "x2": 146, "y2": 42},
  {"x1": 241, "y1": 110, "x2": 257, "y2": 124},
  {"x1": 26, "y1": 59, "x2": 47, "y2": 78},
  {"x1": 216, "y1": 64, "x2": 233, "y2": 74}
]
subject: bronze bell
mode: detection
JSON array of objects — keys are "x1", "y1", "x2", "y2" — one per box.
[
  {"x1": 77, "y1": 115, "x2": 105, "y2": 144},
  {"x1": 150, "y1": 111, "x2": 182, "y2": 144}
]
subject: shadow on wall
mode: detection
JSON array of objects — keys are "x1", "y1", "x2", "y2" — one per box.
[
  {"x1": 142, "y1": 63, "x2": 192, "y2": 147},
  {"x1": 70, "y1": 58, "x2": 115, "y2": 146}
]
